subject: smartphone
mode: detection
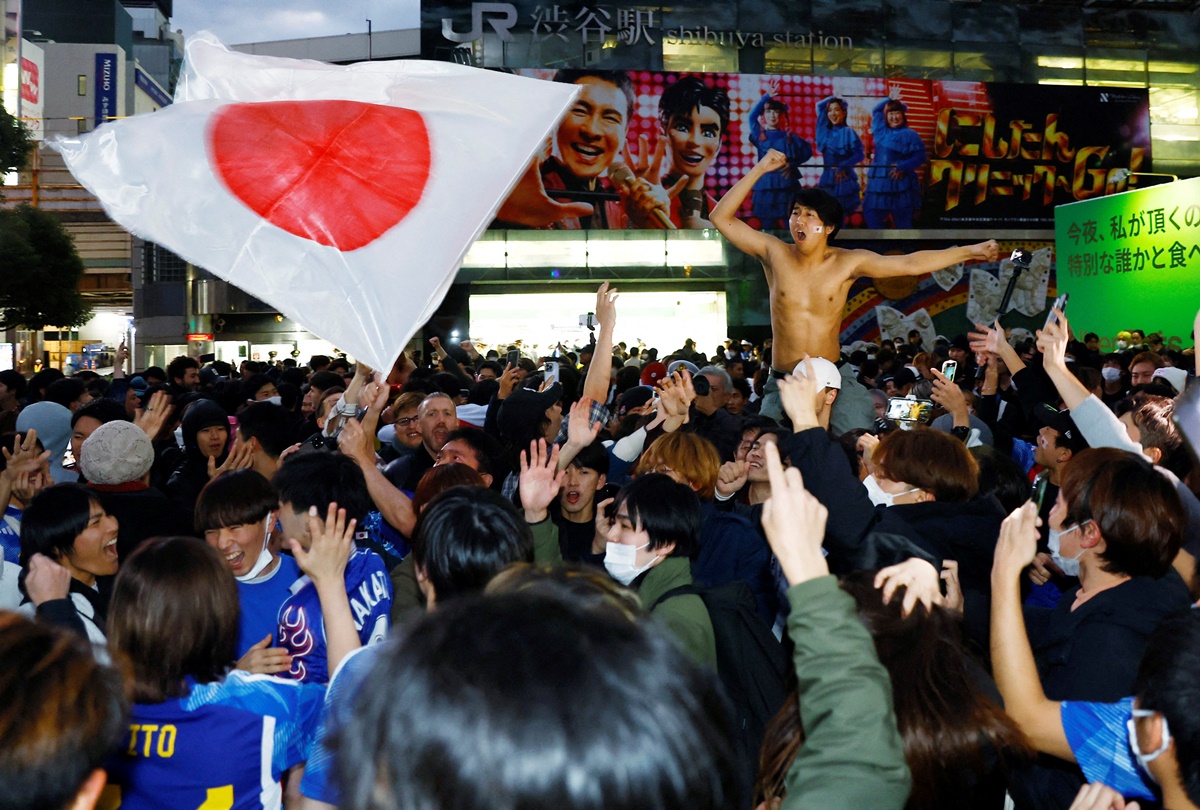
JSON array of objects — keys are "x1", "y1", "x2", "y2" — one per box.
[
  {"x1": 506, "y1": 349, "x2": 520, "y2": 368},
  {"x1": 199, "y1": 352, "x2": 215, "y2": 363},
  {"x1": 1032, "y1": 469, "x2": 1051, "y2": 512},
  {"x1": 63, "y1": 445, "x2": 76, "y2": 470},
  {"x1": 690, "y1": 372, "x2": 711, "y2": 397},
  {"x1": 941, "y1": 359, "x2": 958, "y2": 383},
  {"x1": 886, "y1": 397, "x2": 934, "y2": 425},
  {"x1": 1044, "y1": 293, "x2": 1069, "y2": 329},
  {"x1": 543, "y1": 361, "x2": 559, "y2": 386}
]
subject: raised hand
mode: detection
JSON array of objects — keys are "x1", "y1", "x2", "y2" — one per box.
[
  {"x1": 134, "y1": 390, "x2": 174, "y2": 439},
  {"x1": 594, "y1": 281, "x2": 619, "y2": 333},
  {"x1": 1036, "y1": 308, "x2": 1070, "y2": 371},
  {"x1": 756, "y1": 148, "x2": 788, "y2": 174},
  {"x1": 207, "y1": 438, "x2": 254, "y2": 480},
  {"x1": 716, "y1": 459, "x2": 749, "y2": 499},
  {"x1": 519, "y1": 439, "x2": 566, "y2": 524},
  {"x1": 288, "y1": 503, "x2": 355, "y2": 588},
  {"x1": 497, "y1": 363, "x2": 521, "y2": 400},
  {"x1": 565, "y1": 398, "x2": 602, "y2": 450},
  {"x1": 993, "y1": 501, "x2": 1041, "y2": 584},
  {"x1": 760, "y1": 441, "x2": 829, "y2": 586},
  {"x1": 930, "y1": 368, "x2": 969, "y2": 424},
  {"x1": 874, "y1": 557, "x2": 943, "y2": 617},
  {"x1": 778, "y1": 356, "x2": 820, "y2": 430},
  {"x1": 337, "y1": 418, "x2": 376, "y2": 469},
  {"x1": 2, "y1": 430, "x2": 51, "y2": 486},
  {"x1": 972, "y1": 239, "x2": 1000, "y2": 263},
  {"x1": 25, "y1": 553, "x2": 72, "y2": 606}
]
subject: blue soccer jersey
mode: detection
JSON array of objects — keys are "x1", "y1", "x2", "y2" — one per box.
[
  {"x1": 236, "y1": 555, "x2": 302, "y2": 659},
  {"x1": 276, "y1": 547, "x2": 392, "y2": 684},
  {"x1": 100, "y1": 671, "x2": 326, "y2": 810}
]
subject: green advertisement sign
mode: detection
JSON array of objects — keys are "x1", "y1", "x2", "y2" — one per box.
[{"x1": 1055, "y1": 176, "x2": 1200, "y2": 352}]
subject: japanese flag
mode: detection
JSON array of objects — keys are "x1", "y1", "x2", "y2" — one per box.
[{"x1": 51, "y1": 32, "x2": 579, "y2": 373}]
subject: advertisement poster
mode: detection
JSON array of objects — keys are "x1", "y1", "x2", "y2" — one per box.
[
  {"x1": 1055, "y1": 175, "x2": 1200, "y2": 350},
  {"x1": 492, "y1": 72, "x2": 1150, "y2": 232},
  {"x1": 20, "y1": 39, "x2": 42, "y2": 141}
]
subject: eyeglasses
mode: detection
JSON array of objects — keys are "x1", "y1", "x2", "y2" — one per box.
[{"x1": 394, "y1": 415, "x2": 419, "y2": 427}]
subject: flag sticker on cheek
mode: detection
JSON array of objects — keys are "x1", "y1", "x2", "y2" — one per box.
[
  {"x1": 208, "y1": 100, "x2": 432, "y2": 251},
  {"x1": 812, "y1": 225, "x2": 824, "y2": 233}
]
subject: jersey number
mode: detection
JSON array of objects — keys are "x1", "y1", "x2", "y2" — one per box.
[{"x1": 99, "y1": 785, "x2": 233, "y2": 810}]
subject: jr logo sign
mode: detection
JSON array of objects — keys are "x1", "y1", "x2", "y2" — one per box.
[{"x1": 442, "y1": 2, "x2": 518, "y2": 43}]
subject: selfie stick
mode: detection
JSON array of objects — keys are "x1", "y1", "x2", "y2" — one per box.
[{"x1": 996, "y1": 249, "x2": 1033, "y2": 319}]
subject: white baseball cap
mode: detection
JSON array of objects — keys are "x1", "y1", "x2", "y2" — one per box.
[{"x1": 791, "y1": 357, "x2": 841, "y2": 390}]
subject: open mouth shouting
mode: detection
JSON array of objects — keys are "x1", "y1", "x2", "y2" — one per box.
[
  {"x1": 564, "y1": 489, "x2": 582, "y2": 506},
  {"x1": 103, "y1": 536, "x2": 119, "y2": 560}
]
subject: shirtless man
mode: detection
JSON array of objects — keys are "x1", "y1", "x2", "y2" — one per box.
[{"x1": 710, "y1": 148, "x2": 998, "y2": 433}]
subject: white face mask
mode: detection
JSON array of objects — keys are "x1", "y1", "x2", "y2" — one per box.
[
  {"x1": 604, "y1": 541, "x2": 657, "y2": 586},
  {"x1": 173, "y1": 425, "x2": 184, "y2": 449},
  {"x1": 250, "y1": 396, "x2": 283, "y2": 407},
  {"x1": 1127, "y1": 708, "x2": 1170, "y2": 782},
  {"x1": 235, "y1": 513, "x2": 276, "y2": 583},
  {"x1": 863, "y1": 474, "x2": 918, "y2": 508},
  {"x1": 1101, "y1": 367, "x2": 1122, "y2": 383},
  {"x1": 1047, "y1": 522, "x2": 1087, "y2": 578}
]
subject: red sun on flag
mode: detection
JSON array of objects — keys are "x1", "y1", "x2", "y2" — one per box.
[{"x1": 208, "y1": 100, "x2": 432, "y2": 251}]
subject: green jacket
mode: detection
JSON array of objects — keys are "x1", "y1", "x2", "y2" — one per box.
[
  {"x1": 638, "y1": 556, "x2": 718, "y2": 670},
  {"x1": 782, "y1": 575, "x2": 910, "y2": 810}
]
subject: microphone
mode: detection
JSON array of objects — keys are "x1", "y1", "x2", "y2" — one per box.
[{"x1": 608, "y1": 163, "x2": 677, "y2": 230}]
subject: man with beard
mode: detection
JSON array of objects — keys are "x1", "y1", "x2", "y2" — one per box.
[{"x1": 384, "y1": 393, "x2": 457, "y2": 493}]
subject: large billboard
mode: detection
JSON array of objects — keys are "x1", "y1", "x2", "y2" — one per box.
[
  {"x1": 1055, "y1": 176, "x2": 1200, "y2": 351},
  {"x1": 19, "y1": 38, "x2": 41, "y2": 140},
  {"x1": 492, "y1": 72, "x2": 1150, "y2": 232}
]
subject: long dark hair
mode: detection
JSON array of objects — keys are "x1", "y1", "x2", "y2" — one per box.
[
  {"x1": 841, "y1": 573, "x2": 1031, "y2": 807},
  {"x1": 756, "y1": 575, "x2": 1031, "y2": 808}
]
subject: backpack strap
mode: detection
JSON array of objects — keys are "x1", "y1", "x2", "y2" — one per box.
[{"x1": 650, "y1": 583, "x2": 699, "y2": 611}]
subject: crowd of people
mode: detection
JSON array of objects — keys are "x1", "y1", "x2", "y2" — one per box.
[
  {"x1": 2, "y1": 174, "x2": 1200, "y2": 809},
  {"x1": 0, "y1": 276, "x2": 1195, "y2": 810}
]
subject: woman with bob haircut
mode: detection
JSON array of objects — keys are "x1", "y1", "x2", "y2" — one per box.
[
  {"x1": 195, "y1": 469, "x2": 301, "y2": 672},
  {"x1": 599, "y1": 473, "x2": 715, "y2": 669},
  {"x1": 104, "y1": 536, "x2": 326, "y2": 809},
  {"x1": 18, "y1": 482, "x2": 119, "y2": 645},
  {"x1": 636, "y1": 432, "x2": 774, "y2": 622}
]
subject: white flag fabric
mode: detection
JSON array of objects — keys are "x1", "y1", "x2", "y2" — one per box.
[{"x1": 52, "y1": 32, "x2": 579, "y2": 373}]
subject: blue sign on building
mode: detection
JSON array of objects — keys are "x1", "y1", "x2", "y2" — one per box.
[{"x1": 94, "y1": 52, "x2": 118, "y2": 127}]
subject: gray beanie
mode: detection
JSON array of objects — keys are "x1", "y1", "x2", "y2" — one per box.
[{"x1": 80, "y1": 421, "x2": 155, "y2": 485}]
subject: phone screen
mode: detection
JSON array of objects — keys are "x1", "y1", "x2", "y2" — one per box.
[
  {"x1": 886, "y1": 397, "x2": 934, "y2": 424},
  {"x1": 941, "y1": 360, "x2": 957, "y2": 383}
]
